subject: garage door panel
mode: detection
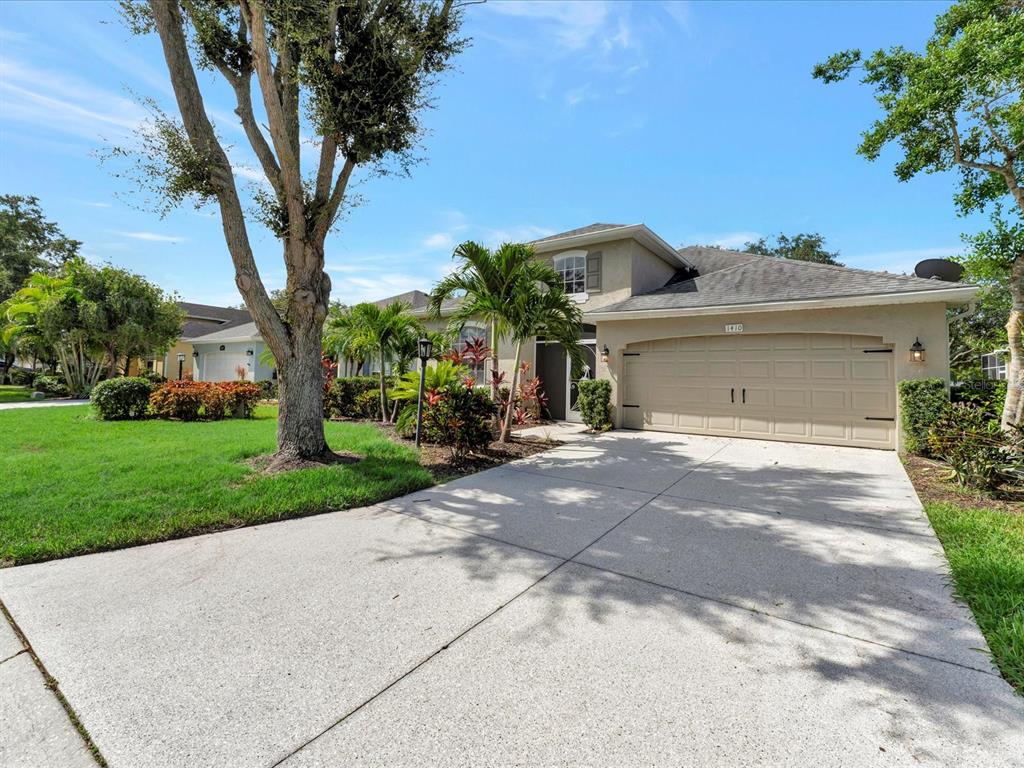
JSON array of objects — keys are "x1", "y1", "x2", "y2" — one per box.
[
  {"x1": 621, "y1": 333, "x2": 895, "y2": 449},
  {"x1": 810, "y1": 360, "x2": 848, "y2": 379},
  {"x1": 739, "y1": 360, "x2": 771, "y2": 378},
  {"x1": 852, "y1": 359, "x2": 892, "y2": 381},
  {"x1": 773, "y1": 360, "x2": 807, "y2": 378},
  {"x1": 774, "y1": 388, "x2": 809, "y2": 409}
]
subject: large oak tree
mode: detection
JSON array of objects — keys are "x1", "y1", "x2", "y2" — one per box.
[
  {"x1": 814, "y1": 0, "x2": 1023, "y2": 427},
  {"x1": 121, "y1": 0, "x2": 464, "y2": 466}
]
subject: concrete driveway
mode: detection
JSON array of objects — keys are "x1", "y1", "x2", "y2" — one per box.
[{"x1": 1, "y1": 430, "x2": 1021, "y2": 767}]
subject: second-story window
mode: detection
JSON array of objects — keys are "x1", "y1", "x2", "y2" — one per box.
[{"x1": 554, "y1": 253, "x2": 586, "y2": 295}]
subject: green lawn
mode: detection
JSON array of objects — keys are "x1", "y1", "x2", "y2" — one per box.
[
  {"x1": 0, "y1": 405, "x2": 433, "y2": 566},
  {"x1": 924, "y1": 501, "x2": 1024, "y2": 694},
  {"x1": 0, "y1": 385, "x2": 36, "y2": 403}
]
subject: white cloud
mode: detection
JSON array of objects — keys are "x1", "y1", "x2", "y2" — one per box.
[
  {"x1": 84, "y1": 201, "x2": 111, "y2": 208},
  {"x1": 332, "y1": 272, "x2": 426, "y2": 305},
  {"x1": 661, "y1": 1, "x2": 693, "y2": 33},
  {"x1": 564, "y1": 83, "x2": 595, "y2": 109},
  {"x1": 0, "y1": 58, "x2": 145, "y2": 142},
  {"x1": 422, "y1": 232, "x2": 454, "y2": 251},
  {"x1": 478, "y1": 224, "x2": 555, "y2": 248},
  {"x1": 112, "y1": 230, "x2": 186, "y2": 243},
  {"x1": 487, "y1": 1, "x2": 613, "y2": 51}
]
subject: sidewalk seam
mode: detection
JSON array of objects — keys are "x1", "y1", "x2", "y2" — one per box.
[{"x1": 0, "y1": 599, "x2": 108, "y2": 767}]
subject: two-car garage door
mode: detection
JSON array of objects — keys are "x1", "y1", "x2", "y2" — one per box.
[{"x1": 620, "y1": 333, "x2": 895, "y2": 449}]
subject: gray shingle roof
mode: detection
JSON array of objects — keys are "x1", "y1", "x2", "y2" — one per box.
[
  {"x1": 594, "y1": 246, "x2": 968, "y2": 314},
  {"x1": 189, "y1": 321, "x2": 262, "y2": 342},
  {"x1": 178, "y1": 302, "x2": 251, "y2": 339},
  {"x1": 370, "y1": 290, "x2": 431, "y2": 310},
  {"x1": 529, "y1": 223, "x2": 628, "y2": 245}
]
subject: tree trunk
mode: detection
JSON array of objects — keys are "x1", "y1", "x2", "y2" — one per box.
[
  {"x1": 378, "y1": 350, "x2": 388, "y2": 424},
  {"x1": 1001, "y1": 255, "x2": 1024, "y2": 429},
  {"x1": 499, "y1": 341, "x2": 523, "y2": 443},
  {"x1": 1, "y1": 352, "x2": 13, "y2": 385},
  {"x1": 273, "y1": 319, "x2": 328, "y2": 467},
  {"x1": 489, "y1": 319, "x2": 499, "y2": 401}
]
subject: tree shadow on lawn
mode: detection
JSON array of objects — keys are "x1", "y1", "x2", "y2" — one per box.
[{"x1": 373, "y1": 438, "x2": 1024, "y2": 744}]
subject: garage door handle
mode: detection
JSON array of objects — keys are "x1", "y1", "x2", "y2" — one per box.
[
  {"x1": 742, "y1": 388, "x2": 746, "y2": 404},
  {"x1": 730, "y1": 387, "x2": 734, "y2": 403}
]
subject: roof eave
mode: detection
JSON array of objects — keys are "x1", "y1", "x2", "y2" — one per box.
[
  {"x1": 585, "y1": 285, "x2": 979, "y2": 322},
  {"x1": 533, "y1": 224, "x2": 692, "y2": 270}
]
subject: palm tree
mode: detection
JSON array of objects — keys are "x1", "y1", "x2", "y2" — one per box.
[
  {"x1": 429, "y1": 242, "x2": 556, "y2": 402},
  {"x1": 323, "y1": 304, "x2": 374, "y2": 376},
  {"x1": 499, "y1": 280, "x2": 583, "y2": 441},
  {"x1": 327, "y1": 301, "x2": 423, "y2": 423}
]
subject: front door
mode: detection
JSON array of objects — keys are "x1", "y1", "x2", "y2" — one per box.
[{"x1": 566, "y1": 342, "x2": 597, "y2": 423}]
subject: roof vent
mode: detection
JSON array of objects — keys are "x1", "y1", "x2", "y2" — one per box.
[{"x1": 914, "y1": 258, "x2": 964, "y2": 282}]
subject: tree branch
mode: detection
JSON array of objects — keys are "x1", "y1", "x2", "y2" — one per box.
[
  {"x1": 982, "y1": 102, "x2": 1016, "y2": 161},
  {"x1": 315, "y1": 157, "x2": 355, "y2": 240},
  {"x1": 148, "y1": 0, "x2": 288, "y2": 356},
  {"x1": 949, "y1": 113, "x2": 1007, "y2": 174},
  {"x1": 239, "y1": 0, "x2": 304, "y2": 239}
]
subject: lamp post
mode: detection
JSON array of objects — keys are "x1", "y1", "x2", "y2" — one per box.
[
  {"x1": 415, "y1": 337, "x2": 434, "y2": 448},
  {"x1": 176, "y1": 352, "x2": 186, "y2": 380}
]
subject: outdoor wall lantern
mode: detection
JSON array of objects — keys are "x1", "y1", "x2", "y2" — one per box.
[
  {"x1": 192, "y1": 350, "x2": 199, "y2": 358},
  {"x1": 415, "y1": 337, "x2": 434, "y2": 448},
  {"x1": 909, "y1": 338, "x2": 926, "y2": 363},
  {"x1": 246, "y1": 349, "x2": 254, "y2": 356},
  {"x1": 601, "y1": 345, "x2": 610, "y2": 364}
]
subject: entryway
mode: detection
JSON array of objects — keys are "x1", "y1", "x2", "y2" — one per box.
[{"x1": 535, "y1": 325, "x2": 597, "y2": 422}]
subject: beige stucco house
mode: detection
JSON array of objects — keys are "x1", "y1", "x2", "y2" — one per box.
[
  {"x1": 136, "y1": 302, "x2": 274, "y2": 383},
  {"x1": 376, "y1": 222, "x2": 975, "y2": 451}
]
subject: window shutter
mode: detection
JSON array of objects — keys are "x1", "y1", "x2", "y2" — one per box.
[{"x1": 586, "y1": 251, "x2": 602, "y2": 292}]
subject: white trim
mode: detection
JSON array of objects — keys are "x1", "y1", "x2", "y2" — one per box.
[
  {"x1": 533, "y1": 224, "x2": 692, "y2": 269},
  {"x1": 585, "y1": 286, "x2": 978, "y2": 322}
]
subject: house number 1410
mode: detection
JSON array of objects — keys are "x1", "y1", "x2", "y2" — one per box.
[{"x1": 724, "y1": 324, "x2": 744, "y2": 333}]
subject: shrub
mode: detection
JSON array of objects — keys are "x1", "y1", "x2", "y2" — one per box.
[
  {"x1": 138, "y1": 370, "x2": 166, "y2": 384},
  {"x1": 422, "y1": 384, "x2": 497, "y2": 459},
  {"x1": 952, "y1": 380, "x2": 1007, "y2": 420},
  {"x1": 353, "y1": 389, "x2": 382, "y2": 419},
  {"x1": 218, "y1": 381, "x2": 261, "y2": 418},
  {"x1": 927, "y1": 403, "x2": 1012, "y2": 491},
  {"x1": 325, "y1": 376, "x2": 381, "y2": 419},
  {"x1": 577, "y1": 379, "x2": 613, "y2": 431},
  {"x1": 258, "y1": 379, "x2": 278, "y2": 400},
  {"x1": 9, "y1": 368, "x2": 34, "y2": 386},
  {"x1": 90, "y1": 377, "x2": 153, "y2": 420},
  {"x1": 898, "y1": 378, "x2": 949, "y2": 455},
  {"x1": 150, "y1": 380, "x2": 212, "y2": 421},
  {"x1": 32, "y1": 374, "x2": 69, "y2": 397}
]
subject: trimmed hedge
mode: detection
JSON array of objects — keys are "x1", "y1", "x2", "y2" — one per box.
[
  {"x1": 91, "y1": 377, "x2": 154, "y2": 420},
  {"x1": 898, "y1": 378, "x2": 949, "y2": 456},
  {"x1": 577, "y1": 379, "x2": 613, "y2": 431},
  {"x1": 32, "y1": 374, "x2": 68, "y2": 397},
  {"x1": 325, "y1": 376, "x2": 388, "y2": 419}
]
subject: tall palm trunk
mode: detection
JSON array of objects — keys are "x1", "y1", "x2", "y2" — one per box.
[
  {"x1": 489, "y1": 318, "x2": 499, "y2": 402},
  {"x1": 499, "y1": 341, "x2": 523, "y2": 442},
  {"x1": 1003, "y1": 254, "x2": 1024, "y2": 429},
  {"x1": 378, "y1": 349, "x2": 388, "y2": 424}
]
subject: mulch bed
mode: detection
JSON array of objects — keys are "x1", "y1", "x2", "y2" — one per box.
[
  {"x1": 375, "y1": 423, "x2": 559, "y2": 481},
  {"x1": 902, "y1": 453, "x2": 1023, "y2": 514}
]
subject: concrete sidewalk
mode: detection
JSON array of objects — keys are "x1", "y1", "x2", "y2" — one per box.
[
  {"x1": 1, "y1": 431, "x2": 1021, "y2": 767},
  {"x1": 0, "y1": 399, "x2": 89, "y2": 411}
]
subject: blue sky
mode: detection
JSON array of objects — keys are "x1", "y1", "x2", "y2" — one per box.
[{"x1": 0, "y1": 0, "x2": 979, "y2": 307}]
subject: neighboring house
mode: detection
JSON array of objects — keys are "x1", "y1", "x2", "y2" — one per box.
[
  {"x1": 981, "y1": 349, "x2": 1008, "y2": 380},
  {"x1": 374, "y1": 222, "x2": 976, "y2": 451},
  {"x1": 135, "y1": 302, "x2": 274, "y2": 383}
]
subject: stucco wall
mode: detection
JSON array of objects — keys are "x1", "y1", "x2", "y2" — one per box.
[
  {"x1": 630, "y1": 241, "x2": 679, "y2": 296},
  {"x1": 593, "y1": 301, "x2": 951, "y2": 451}
]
